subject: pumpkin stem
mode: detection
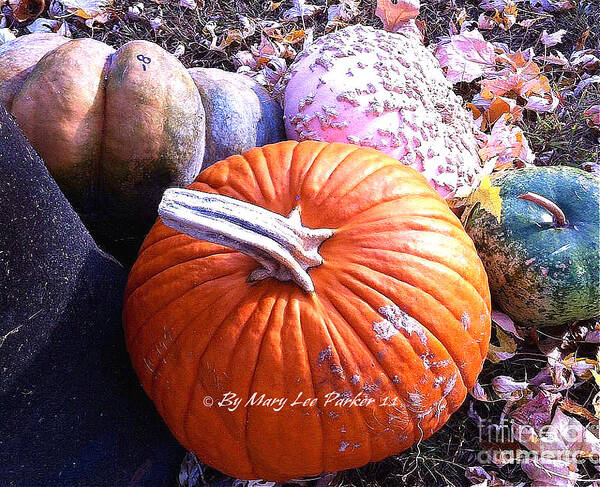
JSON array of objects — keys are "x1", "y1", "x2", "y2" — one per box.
[
  {"x1": 159, "y1": 189, "x2": 334, "y2": 293},
  {"x1": 517, "y1": 192, "x2": 568, "y2": 227}
]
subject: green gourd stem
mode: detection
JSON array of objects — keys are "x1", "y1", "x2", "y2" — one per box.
[
  {"x1": 517, "y1": 192, "x2": 568, "y2": 227},
  {"x1": 159, "y1": 188, "x2": 334, "y2": 293}
]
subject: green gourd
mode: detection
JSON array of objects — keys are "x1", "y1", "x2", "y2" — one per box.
[{"x1": 463, "y1": 166, "x2": 599, "y2": 327}]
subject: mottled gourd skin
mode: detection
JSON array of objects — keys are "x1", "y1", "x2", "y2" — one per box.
[
  {"x1": 278, "y1": 25, "x2": 483, "y2": 198},
  {"x1": 0, "y1": 33, "x2": 206, "y2": 261},
  {"x1": 464, "y1": 167, "x2": 600, "y2": 327},
  {"x1": 11, "y1": 38, "x2": 116, "y2": 207},
  {"x1": 101, "y1": 41, "x2": 206, "y2": 227},
  {"x1": 188, "y1": 68, "x2": 285, "y2": 169}
]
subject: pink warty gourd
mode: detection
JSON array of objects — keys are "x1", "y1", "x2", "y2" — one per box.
[{"x1": 278, "y1": 24, "x2": 483, "y2": 198}]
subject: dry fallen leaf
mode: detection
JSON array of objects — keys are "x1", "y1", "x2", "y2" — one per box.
[
  {"x1": 491, "y1": 309, "x2": 520, "y2": 337},
  {"x1": 0, "y1": 27, "x2": 16, "y2": 44},
  {"x1": 8, "y1": 0, "x2": 45, "y2": 21},
  {"x1": 494, "y1": 1, "x2": 518, "y2": 31},
  {"x1": 261, "y1": 56, "x2": 288, "y2": 88},
  {"x1": 585, "y1": 324, "x2": 600, "y2": 344},
  {"x1": 492, "y1": 375, "x2": 530, "y2": 400},
  {"x1": 434, "y1": 28, "x2": 497, "y2": 83},
  {"x1": 375, "y1": 0, "x2": 420, "y2": 33},
  {"x1": 531, "y1": 350, "x2": 576, "y2": 393},
  {"x1": 480, "y1": 0, "x2": 573, "y2": 11},
  {"x1": 26, "y1": 17, "x2": 60, "y2": 32},
  {"x1": 511, "y1": 391, "x2": 561, "y2": 430},
  {"x1": 593, "y1": 379, "x2": 600, "y2": 421},
  {"x1": 529, "y1": 0, "x2": 574, "y2": 11},
  {"x1": 202, "y1": 21, "x2": 256, "y2": 53},
  {"x1": 283, "y1": 28, "x2": 307, "y2": 44},
  {"x1": 470, "y1": 380, "x2": 491, "y2": 401},
  {"x1": 148, "y1": 16, "x2": 163, "y2": 30},
  {"x1": 126, "y1": 2, "x2": 143, "y2": 20},
  {"x1": 519, "y1": 16, "x2": 543, "y2": 28},
  {"x1": 476, "y1": 50, "x2": 558, "y2": 115},
  {"x1": 466, "y1": 175, "x2": 503, "y2": 222},
  {"x1": 516, "y1": 408, "x2": 598, "y2": 487},
  {"x1": 540, "y1": 29, "x2": 567, "y2": 47},
  {"x1": 326, "y1": 0, "x2": 359, "y2": 31},
  {"x1": 282, "y1": 0, "x2": 323, "y2": 22},
  {"x1": 561, "y1": 353, "x2": 598, "y2": 380},
  {"x1": 178, "y1": 451, "x2": 204, "y2": 487},
  {"x1": 535, "y1": 50, "x2": 569, "y2": 67},
  {"x1": 59, "y1": 0, "x2": 112, "y2": 21},
  {"x1": 570, "y1": 49, "x2": 600, "y2": 72},
  {"x1": 480, "y1": 0, "x2": 511, "y2": 10},
  {"x1": 491, "y1": 51, "x2": 550, "y2": 96},
  {"x1": 575, "y1": 28, "x2": 590, "y2": 50},
  {"x1": 477, "y1": 12, "x2": 495, "y2": 30},
  {"x1": 172, "y1": 43, "x2": 185, "y2": 58},
  {"x1": 470, "y1": 93, "x2": 525, "y2": 130},
  {"x1": 479, "y1": 116, "x2": 535, "y2": 170},
  {"x1": 575, "y1": 75, "x2": 600, "y2": 97},
  {"x1": 465, "y1": 466, "x2": 515, "y2": 487},
  {"x1": 560, "y1": 397, "x2": 598, "y2": 425},
  {"x1": 488, "y1": 327, "x2": 518, "y2": 363},
  {"x1": 179, "y1": 0, "x2": 195, "y2": 9}
]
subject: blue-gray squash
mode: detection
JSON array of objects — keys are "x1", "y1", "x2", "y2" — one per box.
[
  {"x1": 188, "y1": 67, "x2": 285, "y2": 169},
  {"x1": 463, "y1": 166, "x2": 600, "y2": 327}
]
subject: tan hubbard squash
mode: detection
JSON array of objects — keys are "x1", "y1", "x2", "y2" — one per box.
[{"x1": 0, "y1": 33, "x2": 284, "y2": 260}]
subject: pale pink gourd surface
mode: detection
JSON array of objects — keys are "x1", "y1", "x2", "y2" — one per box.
[{"x1": 279, "y1": 25, "x2": 483, "y2": 197}]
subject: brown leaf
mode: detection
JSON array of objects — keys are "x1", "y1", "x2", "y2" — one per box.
[
  {"x1": 486, "y1": 96, "x2": 521, "y2": 127},
  {"x1": 478, "y1": 115, "x2": 535, "y2": 169},
  {"x1": 560, "y1": 398, "x2": 598, "y2": 425},
  {"x1": 575, "y1": 28, "x2": 590, "y2": 51},
  {"x1": 326, "y1": 0, "x2": 360, "y2": 31},
  {"x1": 9, "y1": 0, "x2": 45, "y2": 21},
  {"x1": 203, "y1": 22, "x2": 248, "y2": 52},
  {"x1": 584, "y1": 104, "x2": 600, "y2": 130}
]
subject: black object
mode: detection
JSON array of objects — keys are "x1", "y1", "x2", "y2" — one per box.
[{"x1": 0, "y1": 106, "x2": 184, "y2": 486}]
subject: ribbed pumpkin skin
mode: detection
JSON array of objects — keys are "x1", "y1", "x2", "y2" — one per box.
[{"x1": 124, "y1": 141, "x2": 491, "y2": 481}]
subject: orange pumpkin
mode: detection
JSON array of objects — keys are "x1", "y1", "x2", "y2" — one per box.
[{"x1": 124, "y1": 141, "x2": 491, "y2": 481}]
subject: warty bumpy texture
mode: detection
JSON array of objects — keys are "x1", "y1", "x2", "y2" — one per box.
[{"x1": 278, "y1": 25, "x2": 483, "y2": 197}]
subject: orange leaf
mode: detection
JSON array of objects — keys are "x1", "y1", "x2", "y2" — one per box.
[
  {"x1": 487, "y1": 97, "x2": 512, "y2": 124},
  {"x1": 481, "y1": 77, "x2": 515, "y2": 97},
  {"x1": 375, "y1": 0, "x2": 420, "y2": 33},
  {"x1": 283, "y1": 29, "x2": 306, "y2": 44},
  {"x1": 467, "y1": 103, "x2": 482, "y2": 119}
]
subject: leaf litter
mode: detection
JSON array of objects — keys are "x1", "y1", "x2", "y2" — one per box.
[{"x1": 0, "y1": 0, "x2": 598, "y2": 485}]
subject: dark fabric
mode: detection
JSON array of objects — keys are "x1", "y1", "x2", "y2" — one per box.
[{"x1": 0, "y1": 106, "x2": 184, "y2": 486}]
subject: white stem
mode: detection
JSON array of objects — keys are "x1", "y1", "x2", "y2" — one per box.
[{"x1": 159, "y1": 189, "x2": 334, "y2": 293}]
